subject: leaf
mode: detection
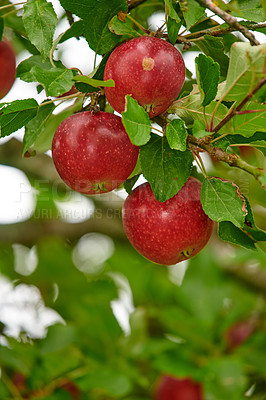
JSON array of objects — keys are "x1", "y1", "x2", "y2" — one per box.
[
  {"x1": 109, "y1": 15, "x2": 140, "y2": 38},
  {"x1": 122, "y1": 95, "x2": 151, "y2": 146},
  {"x1": 23, "y1": 0, "x2": 57, "y2": 60},
  {"x1": 195, "y1": 54, "x2": 220, "y2": 107},
  {"x1": 165, "y1": 0, "x2": 181, "y2": 44},
  {"x1": 196, "y1": 35, "x2": 229, "y2": 77},
  {"x1": 23, "y1": 101, "x2": 55, "y2": 155},
  {"x1": 73, "y1": 75, "x2": 115, "y2": 88},
  {"x1": 74, "y1": 52, "x2": 111, "y2": 93},
  {"x1": 59, "y1": 20, "x2": 84, "y2": 43},
  {"x1": 31, "y1": 66, "x2": 74, "y2": 97},
  {"x1": 183, "y1": 0, "x2": 205, "y2": 30},
  {"x1": 218, "y1": 221, "x2": 256, "y2": 250},
  {"x1": 169, "y1": 89, "x2": 233, "y2": 134},
  {"x1": 165, "y1": 119, "x2": 188, "y2": 151},
  {"x1": 0, "y1": 99, "x2": 39, "y2": 138},
  {"x1": 243, "y1": 196, "x2": 266, "y2": 241},
  {"x1": 17, "y1": 55, "x2": 54, "y2": 82},
  {"x1": 59, "y1": 0, "x2": 128, "y2": 54},
  {"x1": 233, "y1": 101, "x2": 266, "y2": 137},
  {"x1": 192, "y1": 120, "x2": 209, "y2": 138},
  {"x1": 124, "y1": 174, "x2": 141, "y2": 195},
  {"x1": 222, "y1": 42, "x2": 266, "y2": 101},
  {"x1": 231, "y1": 0, "x2": 265, "y2": 23},
  {"x1": 0, "y1": 17, "x2": 4, "y2": 41},
  {"x1": 140, "y1": 133, "x2": 194, "y2": 202},
  {"x1": 247, "y1": 140, "x2": 266, "y2": 156},
  {"x1": 201, "y1": 177, "x2": 247, "y2": 228}
]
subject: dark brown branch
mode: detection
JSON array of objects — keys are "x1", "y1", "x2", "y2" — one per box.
[
  {"x1": 212, "y1": 77, "x2": 266, "y2": 134},
  {"x1": 195, "y1": 0, "x2": 260, "y2": 46}
]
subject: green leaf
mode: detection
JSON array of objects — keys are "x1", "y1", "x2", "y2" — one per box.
[
  {"x1": 233, "y1": 101, "x2": 266, "y2": 137},
  {"x1": 17, "y1": 55, "x2": 57, "y2": 83},
  {"x1": 218, "y1": 221, "x2": 256, "y2": 250},
  {"x1": 167, "y1": 17, "x2": 181, "y2": 45},
  {"x1": 165, "y1": 119, "x2": 188, "y2": 151},
  {"x1": 123, "y1": 174, "x2": 141, "y2": 195},
  {"x1": 243, "y1": 196, "x2": 266, "y2": 241},
  {"x1": 29, "y1": 97, "x2": 83, "y2": 153},
  {"x1": 192, "y1": 120, "x2": 209, "y2": 138},
  {"x1": 231, "y1": 0, "x2": 265, "y2": 23},
  {"x1": 122, "y1": 95, "x2": 151, "y2": 146},
  {"x1": 59, "y1": 0, "x2": 128, "y2": 54},
  {"x1": 23, "y1": 0, "x2": 57, "y2": 60},
  {"x1": 23, "y1": 101, "x2": 55, "y2": 155},
  {"x1": 0, "y1": 17, "x2": 4, "y2": 41},
  {"x1": 165, "y1": 0, "x2": 181, "y2": 44},
  {"x1": 31, "y1": 66, "x2": 74, "y2": 97},
  {"x1": 169, "y1": 88, "x2": 233, "y2": 134},
  {"x1": 140, "y1": 133, "x2": 193, "y2": 202},
  {"x1": 196, "y1": 35, "x2": 229, "y2": 77},
  {"x1": 59, "y1": 20, "x2": 84, "y2": 43},
  {"x1": 109, "y1": 15, "x2": 140, "y2": 38},
  {"x1": 76, "y1": 368, "x2": 132, "y2": 397},
  {"x1": 195, "y1": 54, "x2": 220, "y2": 107},
  {"x1": 0, "y1": 99, "x2": 39, "y2": 138},
  {"x1": 73, "y1": 75, "x2": 115, "y2": 88},
  {"x1": 201, "y1": 177, "x2": 247, "y2": 228},
  {"x1": 203, "y1": 358, "x2": 246, "y2": 400},
  {"x1": 222, "y1": 42, "x2": 266, "y2": 101},
  {"x1": 183, "y1": 0, "x2": 205, "y2": 30},
  {"x1": 247, "y1": 140, "x2": 266, "y2": 156}
]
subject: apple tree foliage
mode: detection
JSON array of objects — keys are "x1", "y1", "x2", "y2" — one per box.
[{"x1": 0, "y1": 0, "x2": 266, "y2": 399}]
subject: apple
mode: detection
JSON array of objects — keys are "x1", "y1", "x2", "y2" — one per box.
[
  {"x1": 52, "y1": 111, "x2": 139, "y2": 194},
  {"x1": 104, "y1": 36, "x2": 185, "y2": 118},
  {"x1": 0, "y1": 39, "x2": 16, "y2": 100},
  {"x1": 122, "y1": 177, "x2": 214, "y2": 265},
  {"x1": 154, "y1": 375, "x2": 203, "y2": 400},
  {"x1": 224, "y1": 319, "x2": 255, "y2": 351}
]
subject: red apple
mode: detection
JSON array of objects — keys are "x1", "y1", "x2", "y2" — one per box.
[
  {"x1": 104, "y1": 36, "x2": 185, "y2": 118},
  {"x1": 224, "y1": 319, "x2": 255, "y2": 351},
  {"x1": 0, "y1": 39, "x2": 16, "y2": 100},
  {"x1": 122, "y1": 177, "x2": 214, "y2": 265},
  {"x1": 52, "y1": 111, "x2": 139, "y2": 194},
  {"x1": 154, "y1": 375, "x2": 203, "y2": 400}
]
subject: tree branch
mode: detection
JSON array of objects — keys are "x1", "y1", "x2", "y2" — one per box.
[
  {"x1": 184, "y1": 22, "x2": 266, "y2": 41},
  {"x1": 212, "y1": 77, "x2": 266, "y2": 134},
  {"x1": 195, "y1": 0, "x2": 260, "y2": 46},
  {"x1": 188, "y1": 135, "x2": 266, "y2": 187}
]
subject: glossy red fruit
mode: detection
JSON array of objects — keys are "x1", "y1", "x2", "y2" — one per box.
[
  {"x1": 225, "y1": 319, "x2": 255, "y2": 351},
  {"x1": 52, "y1": 111, "x2": 139, "y2": 194},
  {"x1": 154, "y1": 375, "x2": 203, "y2": 400},
  {"x1": 0, "y1": 39, "x2": 16, "y2": 100},
  {"x1": 104, "y1": 36, "x2": 185, "y2": 118},
  {"x1": 122, "y1": 177, "x2": 214, "y2": 265}
]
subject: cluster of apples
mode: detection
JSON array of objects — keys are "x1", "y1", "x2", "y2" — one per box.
[{"x1": 52, "y1": 36, "x2": 214, "y2": 265}]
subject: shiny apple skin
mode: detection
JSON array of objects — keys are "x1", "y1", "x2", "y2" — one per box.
[
  {"x1": 0, "y1": 39, "x2": 16, "y2": 100},
  {"x1": 154, "y1": 375, "x2": 203, "y2": 400},
  {"x1": 122, "y1": 177, "x2": 214, "y2": 265},
  {"x1": 52, "y1": 111, "x2": 139, "y2": 194},
  {"x1": 104, "y1": 36, "x2": 185, "y2": 118}
]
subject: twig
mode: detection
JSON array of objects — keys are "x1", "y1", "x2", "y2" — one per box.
[
  {"x1": 187, "y1": 135, "x2": 266, "y2": 187},
  {"x1": 195, "y1": 0, "x2": 260, "y2": 46},
  {"x1": 211, "y1": 76, "x2": 266, "y2": 135},
  {"x1": 184, "y1": 22, "x2": 266, "y2": 40}
]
